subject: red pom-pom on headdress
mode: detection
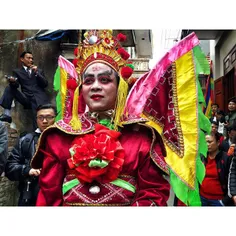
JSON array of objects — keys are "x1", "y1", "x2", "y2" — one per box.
[
  {"x1": 117, "y1": 33, "x2": 127, "y2": 42},
  {"x1": 117, "y1": 48, "x2": 130, "y2": 60},
  {"x1": 74, "y1": 47, "x2": 79, "y2": 57},
  {"x1": 67, "y1": 78, "x2": 78, "y2": 91},
  {"x1": 120, "y1": 66, "x2": 133, "y2": 79},
  {"x1": 72, "y1": 58, "x2": 78, "y2": 67}
]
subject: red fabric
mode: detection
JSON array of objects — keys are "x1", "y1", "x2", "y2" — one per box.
[
  {"x1": 200, "y1": 157, "x2": 224, "y2": 200},
  {"x1": 219, "y1": 135, "x2": 224, "y2": 146},
  {"x1": 143, "y1": 65, "x2": 181, "y2": 152},
  {"x1": 36, "y1": 125, "x2": 170, "y2": 206},
  {"x1": 68, "y1": 124, "x2": 125, "y2": 183}
]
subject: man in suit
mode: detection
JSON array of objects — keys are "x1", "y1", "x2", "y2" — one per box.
[{"x1": 0, "y1": 51, "x2": 49, "y2": 129}]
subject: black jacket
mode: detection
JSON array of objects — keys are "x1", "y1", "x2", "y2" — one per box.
[
  {"x1": 10, "y1": 67, "x2": 49, "y2": 107},
  {"x1": 201, "y1": 151, "x2": 234, "y2": 206},
  {"x1": 229, "y1": 156, "x2": 236, "y2": 198},
  {"x1": 5, "y1": 132, "x2": 40, "y2": 206},
  {"x1": 220, "y1": 139, "x2": 230, "y2": 153},
  {"x1": 0, "y1": 122, "x2": 8, "y2": 176}
]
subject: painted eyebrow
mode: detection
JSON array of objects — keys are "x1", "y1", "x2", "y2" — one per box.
[{"x1": 83, "y1": 70, "x2": 113, "y2": 79}]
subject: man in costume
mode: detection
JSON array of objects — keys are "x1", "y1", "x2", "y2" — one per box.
[{"x1": 31, "y1": 30, "x2": 211, "y2": 206}]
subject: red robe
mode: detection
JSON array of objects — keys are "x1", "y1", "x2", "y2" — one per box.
[{"x1": 31, "y1": 118, "x2": 170, "y2": 206}]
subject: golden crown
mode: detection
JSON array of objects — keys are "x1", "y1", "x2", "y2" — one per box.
[{"x1": 73, "y1": 29, "x2": 134, "y2": 80}]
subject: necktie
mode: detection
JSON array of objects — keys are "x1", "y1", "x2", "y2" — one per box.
[{"x1": 26, "y1": 67, "x2": 31, "y2": 77}]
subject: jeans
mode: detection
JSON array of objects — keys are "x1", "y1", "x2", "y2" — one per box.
[{"x1": 200, "y1": 196, "x2": 224, "y2": 206}]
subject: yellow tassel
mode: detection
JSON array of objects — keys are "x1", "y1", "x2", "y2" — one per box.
[
  {"x1": 69, "y1": 86, "x2": 82, "y2": 130},
  {"x1": 113, "y1": 76, "x2": 129, "y2": 130},
  {"x1": 60, "y1": 68, "x2": 68, "y2": 119}
]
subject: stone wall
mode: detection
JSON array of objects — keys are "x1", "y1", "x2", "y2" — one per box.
[
  {"x1": 0, "y1": 123, "x2": 19, "y2": 206},
  {"x1": 0, "y1": 30, "x2": 61, "y2": 134}
]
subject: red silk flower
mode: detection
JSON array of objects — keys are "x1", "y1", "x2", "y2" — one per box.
[
  {"x1": 67, "y1": 124, "x2": 125, "y2": 183},
  {"x1": 117, "y1": 48, "x2": 130, "y2": 60},
  {"x1": 117, "y1": 33, "x2": 127, "y2": 42}
]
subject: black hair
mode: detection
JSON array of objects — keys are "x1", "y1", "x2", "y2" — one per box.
[
  {"x1": 208, "y1": 131, "x2": 221, "y2": 142},
  {"x1": 211, "y1": 121, "x2": 219, "y2": 126},
  {"x1": 228, "y1": 98, "x2": 236, "y2": 104},
  {"x1": 20, "y1": 51, "x2": 33, "y2": 58},
  {"x1": 216, "y1": 110, "x2": 225, "y2": 116},
  {"x1": 114, "y1": 71, "x2": 120, "y2": 84},
  {"x1": 36, "y1": 103, "x2": 57, "y2": 116},
  {"x1": 211, "y1": 103, "x2": 219, "y2": 108}
]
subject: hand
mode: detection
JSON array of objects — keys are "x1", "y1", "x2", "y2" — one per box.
[
  {"x1": 30, "y1": 65, "x2": 38, "y2": 72},
  {"x1": 233, "y1": 196, "x2": 236, "y2": 206},
  {"x1": 29, "y1": 168, "x2": 41, "y2": 176},
  {"x1": 8, "y1": 76, "x2": 17, "y2": 83},
  {"x1": 224, "y1": 122, "x2": 229, "y2": 127}
]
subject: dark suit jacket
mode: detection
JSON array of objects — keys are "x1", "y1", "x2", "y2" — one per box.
[{"x1": 10, "y1": 67, "x2": 49, "y2": 107}]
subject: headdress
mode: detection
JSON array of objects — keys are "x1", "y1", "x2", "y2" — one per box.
[{"x1": 55, "y1": 30, "x2": 135, "y2": 131}]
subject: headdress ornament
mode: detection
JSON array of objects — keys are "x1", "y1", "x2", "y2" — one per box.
[{"x1": 73, "y1": 30, "x2": 134, "y2": 81}]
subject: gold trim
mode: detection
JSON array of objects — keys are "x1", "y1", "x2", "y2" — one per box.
[
  {"x1": 54, "y1": 121, "x2": 94, "y2": 135},
  {"x1": 64, "y1": 202, "x2": 131, "y2": 206},
  {"x1": 142, "y1": 63, "x2": 185, "y2": 158},
  {"x1": 138, "y1": 123, "x2": 169, "y2": 174}
]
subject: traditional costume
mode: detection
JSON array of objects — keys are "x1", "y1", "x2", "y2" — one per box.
[{"x1": 31, "y1": 30, "x2": 211, "y2": 206}]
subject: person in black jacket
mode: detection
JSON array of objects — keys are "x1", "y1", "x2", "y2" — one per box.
[
  {"x1": 200, "y1": 131, "x2": 234, "y2": 206},
  {"x1": 0, "y1": 121, "x2": 8, "y2": 176},
  {"x1": 228, "y1": 156, "x2": 236, "y2": 205},
  {"x1": 5, "y1": 104, "x2": 56, "y2": 206},
  {"x1": 221, "y1": 124, "x2": 236, "y2": 153},
  {"x1": 0, "y1": 51, "x2": 49, "y2": 129}
]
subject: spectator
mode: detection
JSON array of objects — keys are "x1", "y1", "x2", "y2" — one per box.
[
  {"x1": 224, "y1": 98, "x2": 236, "y2": 133},
  {"x1": 209, "y1": 103, "x2": 219, "y2": 122},
  {"x1": 211, "y1": 121, "x2": 224, "y2": 145},
  {"x1": 5, "y1": 104, "x2": 56, "y2": 206},
  {"x1": 200, "y1": 132, "x2": 233, "y2": 206},
  {"x1": 0, "y1": 121, "x2": 8, "y2": 176},
  {"x1": 0, "y1": 51, "x2": 49, "y2": 130},
  {"x1": 221, "y1": 124, "x2": 236, "y2": 153},
  {"x1": 215, "y1": 110, "x2": 225, "y2": 134}
]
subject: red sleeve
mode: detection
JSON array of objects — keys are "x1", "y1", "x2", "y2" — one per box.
[
  {"x1": 35, "y1": 131, "x2": 73, "y2": 206},
  {"x1": 132, "y1": 156, "x2": 170, "y2": 206},
  {"x1": 131, "y1": 131, "x2": 170, "y2": 206},
  {"x1": 36, "y1": 148, "x2": 65, "y2": 206}
]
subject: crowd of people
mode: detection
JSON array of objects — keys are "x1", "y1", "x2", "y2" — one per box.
[
  {"x1": 198, "y1": 100, "x2": 236, "y2": 206},
  {"x1": 0, "y1": 29, "x2": 236, "y2": 207}
]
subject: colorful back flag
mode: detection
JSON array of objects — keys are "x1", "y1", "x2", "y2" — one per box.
[
  {"x1": 124, "y1": 32, "x2": 212, "y2": 206},
  {"x1": 203, "y1": 61, "x2": 214, "y2": 118}
]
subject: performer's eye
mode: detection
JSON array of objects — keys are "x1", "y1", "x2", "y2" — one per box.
[
  {"x1": 99, "y1": 76, "x2": 112, "y2": 84},
  {"x1": 83, "y1": 78, "x2": 94, "y2": 85}
]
